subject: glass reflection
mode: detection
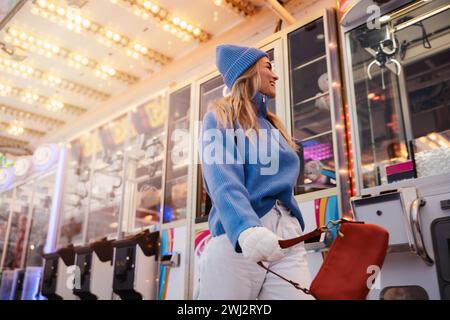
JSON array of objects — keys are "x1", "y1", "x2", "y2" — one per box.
[
  {"x1": 346, "y1": 1, "x2": 450, "y2": 187},
  {"x1": 128, "y1": 96, "x2": 167, "y2": 229},
  {"x1": 58, "y1": 137, "x2": 91, "y2": 247},
  {"x1": 3, "y1": 185, "x2": 31, "y2": 269},
  {"x1": 295, "y1": 133, "x2": 336, "y2": 194},
  {"x1": 293, "y1": 92, "x2": 331, "y2": 141},
  {"x1": 291, "y1": 60, "x2": 328, "y2": 106},
  {"x1": 25, "y1": 174, "x2": 55, "y2": 267},
  {"x1": 197, "y1": 75, "x2": 225, "y2": 223},
  {"x1": 288, "y1": 18, "x2": 325, "y2": 67},
  {"x1": 348, "y1": 23, "x2": 408, "y2": 188},
  {"x1": 288, "y1": 17, "x2": 336, "y2": 194},
  {"x1": 0, "y1": 190, "x2": 13, "y2": 266},
  {"x1": 163, "y1": 86, "x2": 190, "y2": 224},
  {"x1": 406, "y1": 49, "x2": 450, "y2": 178},
  {"x1": 87, "y1": 115, "x2": 128, "y2": 242}
]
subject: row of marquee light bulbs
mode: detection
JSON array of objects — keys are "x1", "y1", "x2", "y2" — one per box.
[{"x1": 1, "y1": 0, "x2": 257, "y2": 139}]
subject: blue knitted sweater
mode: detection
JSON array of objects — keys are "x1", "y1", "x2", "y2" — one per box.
[{"x1": 199, "y1": 92, "x2": 305, "y2": 252}]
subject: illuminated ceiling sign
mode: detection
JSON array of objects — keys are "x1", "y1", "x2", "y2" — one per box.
[
  {"x1": 32, "y1": 143, "x2": 60, "y2": 171},
  {"x1": 13, "y1": 157, "x2": 32, "y2": 177}
]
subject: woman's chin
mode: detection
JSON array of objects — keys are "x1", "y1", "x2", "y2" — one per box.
[{"x1": 260, "y1": 91, "x2": 276, "y2": 99}]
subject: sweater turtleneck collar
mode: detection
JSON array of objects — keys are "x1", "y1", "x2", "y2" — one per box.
[{"x1": 252, "y1": 91, "x2": 268, "y2": 118}]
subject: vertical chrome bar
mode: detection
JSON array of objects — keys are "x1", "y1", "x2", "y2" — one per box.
[
  {"x1": 116, "y1": 114, "x2": 131, "y2": 241},
  {"x1": 20, "y1": 180, "x2": 36, "y2": 269},
  {"x1": 155, "y1": 90, "x2": 170, "y2": 300},
  {"x1": 44, "y1": 146, "x2": 68, "y2": 253},
  {"x1": 0, "y1": 187, "x2": 16, "y2": 270},
  {"x1": 81, "y1": 139, "x2": 96, "y2": 245},
  {"x1": 183, "y1": 83, "x2": 196, "y2": 300}
]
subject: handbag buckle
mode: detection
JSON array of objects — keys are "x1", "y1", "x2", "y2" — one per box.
[{"x1": 320, "y1": 219, "x2": 348, "y2": 237}]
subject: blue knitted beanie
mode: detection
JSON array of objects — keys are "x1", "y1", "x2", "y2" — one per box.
[{"x1": 216, "y1": 44, "x2": 268, "y2": 89}]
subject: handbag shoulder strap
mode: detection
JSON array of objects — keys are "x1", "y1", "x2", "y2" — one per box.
[
  {"x1": 257, "y1": 219, "x2": 360, "y2": 296},
  {"x1": 279, "y1": 218, "x2": 361, "y2": 249},
  {"x1": 278, "y1": 228, "x2": 324, "y2": 249},
  {"x1": 255, "y1": 228, "x2": 326, "y2": 296},
  {"x1": 257, "y1": 261, "x2": 311, "y2": 295}
]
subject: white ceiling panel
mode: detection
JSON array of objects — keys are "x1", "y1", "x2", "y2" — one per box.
[{"x1": 0, "y1": 0, "x2": 260, "y2": 155}]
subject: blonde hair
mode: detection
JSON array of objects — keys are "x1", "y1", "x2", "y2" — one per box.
[{"x1": 209, "y1": 60, "x2": 298, "y2": 151}]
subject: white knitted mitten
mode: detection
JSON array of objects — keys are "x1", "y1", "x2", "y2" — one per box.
[{"x1": 238, "y1": 227, "x2": 285, "y2": 263}]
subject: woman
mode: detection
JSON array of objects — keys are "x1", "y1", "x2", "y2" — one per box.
[{"x1": 197, "y1": 44, "x2": 312, "y2": 299}]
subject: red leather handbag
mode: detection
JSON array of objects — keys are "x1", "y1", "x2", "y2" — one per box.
[{"x1": 258, "y1": 219, "x2": 389, "y2": 300}]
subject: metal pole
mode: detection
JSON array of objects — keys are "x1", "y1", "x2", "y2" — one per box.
[
  {"x1": 44, "y1": 146, "x2": 68, "y2": 253},
  {"x1": 0, "y1": 187, "x2": 16, "y2": 270},
  {"x1": 116, "y1": 153, "x2": 128, "y2": 240}
]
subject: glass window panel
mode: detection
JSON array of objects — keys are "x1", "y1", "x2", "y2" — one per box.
[
  {"x1": 163, "y1": 176, "x2": 188, "y2": 224},
  {"x1": 291, "y1": 59, "x2": 328, "y2": 105},
  {"x1": 128, "y1": 96, "x2": 167, "y2": 229},
  {"x1": 58, "y1": 138, "x2": 91, "y2": 248},
  {"x1": 163, "y1": 86, "x2": 191, "y2": 223},
  {"x1": 288, "y1": 18, "x2": 326, "y2": 67},
  {"x1": 294, "y1": 133, "x2": 336, "y2": 195},
  {"x1": 288, "y1": 16, "x2": 335, "y2": 195},
  {"x1": 24, "y1": 173, "x2": 55, "y2": 267},
  {"x1": 347, "y1": 24, "x2": 409, "y2": 188},
  {"x1": 346, "y1": 2, "x2": 450, "y2": 187},
  {"x1": 135, "y1": 179, "x2": 162, "y2": 228},
  {"x1": 293, "y1": 94, "x2": 332, "y2": 140},
  {"x1": 0, "y1": 189, "x2": 13, "y2": 266},
  {"x1": 87, "y1": 115, "x2": 129, "y2": 242},
  {"x1": 405, "y1": 48, "x2": 450, "y2": 139},
  {"x1": 3, "y1": 185, "x2": 31, "y2": 269},
  {"x1": 405, "y1": 48, "x2": 450, "y2": 179},
  {"x1": 196, "y1": 76, "x2": 224, "y2": 223}
]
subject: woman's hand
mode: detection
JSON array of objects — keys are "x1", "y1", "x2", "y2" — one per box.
[{"x1": 238, "y1": 227, "x2": 285, "y2": 262}]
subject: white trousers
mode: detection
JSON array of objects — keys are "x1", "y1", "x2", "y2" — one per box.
[{"x1": 197, "y1": 200, "x2": 313, "y2": 300}]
